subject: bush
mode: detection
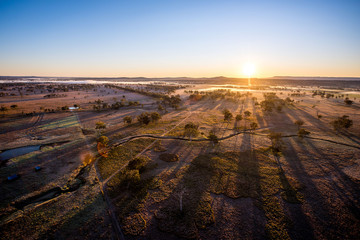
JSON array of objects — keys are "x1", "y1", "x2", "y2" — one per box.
[
  {"x1": 235, "y1": 114, "x2": 242, "y2": 121},
  {"x1": 123, "y1": 116, "x2": 133, "y2": 124},
  {"x1": 95, "y1": 121, "x2": 107, "y2": 130},
  {"x1": 137, "y1": 112, "x2": 151, "y2": 125},
  {"x1": 208, "y1": 131, "x2": 219, "y2": 144},
  {"x1": 150, "y1": 112, "x2": 161, "y2": 122},
  {"x1": 331, "y1": 115, "x2": 353, "y2": 130},
  {"x1": 222, "y1": 109, "x2": 233, "y2": 121},
  {"x1": 250, "y1": 122, "x2": 258, "y2": 131},
  {"x1": 244, "y1": 110, "x2": 251, "y2": 117},
  {"x1": 184, "y1": 122, "x2": 199, "y2": 139},
  {"x1": 344, "y1": 98, "x2": 353, "y2": 105}
]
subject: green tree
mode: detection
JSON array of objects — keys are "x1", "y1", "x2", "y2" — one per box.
[{"x1": 184, "y1": 122, "x2": 199, "y2": 141}]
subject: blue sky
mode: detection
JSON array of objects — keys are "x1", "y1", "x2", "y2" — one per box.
[{"x1": 0, "y1": 0, "x2": 359, "y2": 77}]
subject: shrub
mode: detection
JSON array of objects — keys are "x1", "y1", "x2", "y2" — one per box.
[
  {"x1": 331, "y1": 115, "x2": 353, "y2": 130},
  {"x1": 95, "y1": 121, "x2": 107, "y2": 130},
  {"x1": 250, "y1": 122, "x2": 258, "y2": 131},
  {"x1": 184, "y1": 122, "x2": 199, "y2": 139},
  {"x1": 222, "y1": 109, "x2": 233, "y2": 121},
  {"x1": 235, "y1": 114, "x2": 243, "y2": 121},
  {"x1": 208, "y1": 130, "x2": 219, "y2": 144},
  {"x1": 137, "y1": 112, "x2": 151, "y2": 125},
  {"x1": 150, "y1": 112, "x2": 161, "y2": 122},
  {"x1": 344, "y1": 98, "x2": 353, "y2": 105},
  {"x1": 244, "y1": 110, "x2": 251, "y2": 117},
  {"x1": 123, "y1": 116, "x2": 133, "y2": 124}
]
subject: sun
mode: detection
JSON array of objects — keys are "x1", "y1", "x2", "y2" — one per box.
[{"x1": 242, "y1": 63, "x2": 256, "y2": 77}]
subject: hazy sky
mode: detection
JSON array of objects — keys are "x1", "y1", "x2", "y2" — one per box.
[{"x1": 0, "y1": 0, "x2": 359, "y2": 78}]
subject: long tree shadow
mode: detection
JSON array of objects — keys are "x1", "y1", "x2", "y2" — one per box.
[
  {"x1": 155, "y1": 153, "x2": 218, "y2": 239},
  {"x1": 282, "y1": 138, "x2": 348, "y2": 239},
  {"x1": 303, "y1": 138, "x2": 360, "y2": 224}
]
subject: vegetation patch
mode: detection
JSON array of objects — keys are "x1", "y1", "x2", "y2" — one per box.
[
  {"x1": 122, "y1": 213, "x2": 147, "y2": 235},
  {"x1": 39, "y1": 115, "x2": 78, "y2": 130},
  {"x1": 97, "y1": 138, "x2": 154, "y2": 179},
  {"x1": 153, "y1": 150, "x2": 303, "y2": 239},
  {"x1": 159, "y1": 153, "x2": 179, "y2": 162}
]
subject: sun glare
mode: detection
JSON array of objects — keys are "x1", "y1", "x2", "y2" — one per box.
[{"x1": 242, "y1": 63, "x2": 256, "y2": 77}]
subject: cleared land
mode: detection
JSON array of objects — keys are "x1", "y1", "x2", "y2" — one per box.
[{"x1": 0, "y1": 79, "x2": 360, "y2": 239}]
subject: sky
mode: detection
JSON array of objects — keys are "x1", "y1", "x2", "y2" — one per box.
[{"x1": 0, "y1": 0, "x2": 359, "y2": 78}]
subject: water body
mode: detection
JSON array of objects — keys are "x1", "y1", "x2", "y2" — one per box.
[{"x1": 0, "y1": 145, "x2": 41, "y2": 161}]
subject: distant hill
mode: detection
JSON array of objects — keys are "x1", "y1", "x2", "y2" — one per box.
[{"x1": 271, "y1": 76, "x2": 360, "y2": 81}]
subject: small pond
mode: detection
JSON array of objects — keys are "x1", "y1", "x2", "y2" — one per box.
[{"x1": 0, "y1": 145, "x2": 41, "y2": 161}]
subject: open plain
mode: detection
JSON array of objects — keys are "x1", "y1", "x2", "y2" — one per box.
[{"x1": 0, "y1": 77, "x2": 360, "y2": 239}]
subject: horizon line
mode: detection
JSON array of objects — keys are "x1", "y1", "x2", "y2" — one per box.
[{"x1": 1, "y1": 75, "x2": 360, "y2": 79}]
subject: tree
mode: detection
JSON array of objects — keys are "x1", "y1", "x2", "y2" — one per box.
[
  {"x1": 10, "y1": 104, "x2": 18, "y2": 109},
  {"x1": 344, "y1": 98, "x2": 353, "y2": 105},
  {"x1": 294, "y1": 120, "x2": 304, "y2": 130},
  {"x1": 235, "y1": 114, "x2": 243, "y2": 121},
  {"x1": 222, "y1": 109, "x2": 233, "y2": 122},
  {"x1": 123, "y1": 116, "x2": 133, "y2": 124},
  {"x1": 244, "y1": 110, "x2": 251, "y2": 117},
  {"x1": 208, "y1": 130, "x2": 219, "y2": 146},
  {"x1": 150, "y1": 112, "x2": 161, "y2": 122},
  {"x1": 0, "y1": 106, "x2": 8, "y2": 116},
  {"x1": 250, "y1": 122, "x2": 258, "y2": 131},
  {"x1": 268, "y1": 131, "x2": 283, "y2": 168},
  {"x1": 137, "y1": 112, "x2": 151, "y2": 125},
  {"x1": 331, "y1": 115, "x2": 353, "y2": 130},
  {"x1": 184, "y1": 122, "x2": 199, "y2": 141}
]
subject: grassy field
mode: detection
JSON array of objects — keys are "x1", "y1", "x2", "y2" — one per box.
[{"x1": 1, "y1": 82, "x2": 360, "y2": 239}]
